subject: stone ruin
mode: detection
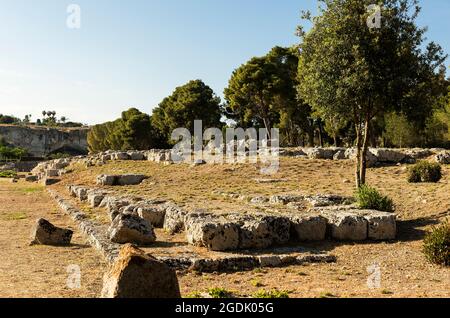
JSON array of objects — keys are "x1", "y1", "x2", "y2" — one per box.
[{"x1": 22, "y1": 146, "x2": 450, "y2": 297}]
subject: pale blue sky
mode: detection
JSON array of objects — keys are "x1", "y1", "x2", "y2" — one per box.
[{"x1": 0, "y1": 0, "x2": 449, "y2": 125}]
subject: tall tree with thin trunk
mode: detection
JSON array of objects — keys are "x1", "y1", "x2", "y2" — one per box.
[{"x1": 297, "y1": 0, "x2": 447, "y2": 188}]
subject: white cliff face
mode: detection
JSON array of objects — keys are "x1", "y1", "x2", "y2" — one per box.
[{"x1": 0, "y1": 125, "x2": 89, "y2": 157}]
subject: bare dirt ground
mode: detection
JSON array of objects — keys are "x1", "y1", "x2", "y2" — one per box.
[
  {"x1": 1, "y1": 157, "x2": 449, "y2": 298},
  {"x1": 0, "y1": 179, "x2": 106, "y2": 298}
]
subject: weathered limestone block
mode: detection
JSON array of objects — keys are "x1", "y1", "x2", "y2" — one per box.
[
  {"x1": 345, "y1": 148, "x2": 378, "y2": 167},
  {"x1": 163, "y1": 205, "x2": 189, "y2": 234},
  {"x1": 185, "y1": 213, "x2": 240, "y2": 251},
  {"x1": 101, "y1": 245, "x2": 180, "y2": 298},
  {"x1": 108, "y1": 214, "x2": 156, "y2": 245},
  {"x1": 237, "y1": 215, "x2": 291, "y2": 249},
  {"x1": 113, "y1": 152, "x2": 130, "y2": 160},
  {"x1": 30, "y1": 218, "x2": 73, "y2": 246},
  {"x1": 46, "y1": 169, "x2": 59, "y2": 177},
  {"x1": 136, "y1": 203, "x2": 167, "y2": 228},
  {"x1": 87, "y1": 190, "x2": 109, "y2": 208},
  {"x1": 305, "y1": 194, "x2": 352, "y2": 207},
  {"x1": 436, "y1": 151, "x2": 450, "y2": 164},
  {"x1": 321, "y1": 211, "x2": 368, "y2": 241},
  {"x1": 96, "y1": 174, "x2": 147, "y2": 186},
  {"x1": 75, "y1": 187, "x2": 89, "y2": 201},
  {"x1": 305, "y1": 148, "x2": 336, "y2": 160},
  {"x1": 41, "y1": 178, "x2": 60, "y2": 186},
  {"x1": 370, "y1": 148, "x2": 406, "y2": 163},
  {"x1": 359, "y1": 210, "x2": 397, "y2": 240},
  {"x1": 269, "y1": 195, "x2": 304, "y2": 205},
  {"x1": 333, "y1": 149, "x2": 347, "y2": 160},
  {"x1": 116, "y1": 174, "x2": 147, "y2": 186},
  {"x1": 128, "y1": 151, "x2": 145, "y2": 161},
  {"x1": 289, "y1": 215, "x2": 327, "y2": 241},
  {"x1": 96, "y1": 175, "x2": 116, "y2": 186}
]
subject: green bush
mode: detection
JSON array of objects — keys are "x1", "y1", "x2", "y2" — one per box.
[
  {"x1": 252, "y1": 289, "x2": 290, "y2": 298},
  {"x1": 408, "y1": 161, "x2": 442, "y2": 183},
  {"x1": 423, "y1": 222, "x2": 450, "y2": 266},
  {"x1": 207, "y1": 288, "x2": 233, "y2": 298},
  {"x1": 0, "y1": 170, "x2": 17, "y2": 178},
  {"x1": 355, "y1": 185, "x2": 394, "y2": 212}
]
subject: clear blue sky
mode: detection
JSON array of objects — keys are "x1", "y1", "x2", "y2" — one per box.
[{"x1": 1, "y1": 0, "x2": 449, "y2": 125}]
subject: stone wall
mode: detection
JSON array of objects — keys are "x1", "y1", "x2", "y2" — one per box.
[{"x1": 0, "y1": 125, "x2": 89, "y2": 158}]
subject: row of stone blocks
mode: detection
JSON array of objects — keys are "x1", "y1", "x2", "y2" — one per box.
[
  {"x1": 68, "y1": 185, "x2": 397, "y2": 252},
  {"x1": 52, "y1": 189, "x2": 337, "y2": 274}
]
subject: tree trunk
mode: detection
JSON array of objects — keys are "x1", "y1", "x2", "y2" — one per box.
[
  {"x1": 355, "y1": 127, "x2": 362, "y2": 189},
  {"x1": 359, "y1": 115, "x2": 371, "y2": 185}
]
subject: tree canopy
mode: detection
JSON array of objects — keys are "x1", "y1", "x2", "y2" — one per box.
[
  {"x1": 297, "y1": 0, "x2": 447, "y2": 187},
  {"x1": 151, "y1": 80, "x2": 223, "y2": 144}
]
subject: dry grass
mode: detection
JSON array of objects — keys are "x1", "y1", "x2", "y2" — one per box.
[
  {"x1": 3, "y1": 156, "x2": 449, "y2": 298},
  {"x1": 0, "y1": 179, "x2": 106, "y2": 298}
]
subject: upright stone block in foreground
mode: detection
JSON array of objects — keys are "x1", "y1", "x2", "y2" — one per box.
[{"x1": 101, "y1": 244, "x2": 181, "y2": 298}]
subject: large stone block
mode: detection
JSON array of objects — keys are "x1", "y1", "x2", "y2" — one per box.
[
  {"x1": 30, "y1": 218, "x2": 73, "y2": 246},
  {"x1": 108, "y1": 214, "x2": 156, "y2": 245},
  {"x1": 237, "y1": 215, "x2": 291, "y2": 249},
  {"x1": 360, "y1": 210, "x2": 397, "y2": 240},
  {"x1": 185, "y1": 213, "x2": 240, "y2": 251},
  {"x1": 101, "y1": 245, "x2": 180, "y2": 298},
  {"x1": 163, "y1": 205, "x2": 189, "y2": 234},
  {"x1": 289, "y1": 215, "x2": 327, "y2": 241},
  {"x1": 322, "y1": 211, "x2": 368, "y2": 241},
  {"x1": 136, "y1": 203, "x2": 167, "y2": 228}
]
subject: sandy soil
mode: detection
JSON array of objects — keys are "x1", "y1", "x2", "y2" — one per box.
[{"x1": 0, "y1": 179, "x2": 106, "y2": 298}]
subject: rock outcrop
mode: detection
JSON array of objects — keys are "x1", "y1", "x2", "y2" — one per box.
[{"x1": 0, "y1": 125, "x2": 88, "y2": 158}]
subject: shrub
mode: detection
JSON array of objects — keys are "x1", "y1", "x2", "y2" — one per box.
[
  {"x1": 355, "y1": 185, "x2": 394, "y2": 212},
  {"x1": 253, "y1": 289, "x2": 290, "y2": 298},
  {"x1": 423, "y1": 222, "x2": 450, "y2": 266},
  {"x1": 207, "y1": 288, "x2": 233, "y2": 298},
  {"x1": 0, "y1": 170, "x2": 17, "y2": 178},
  {"x1": 408, "y1": 161, "x2": 442, "y2": 183}
]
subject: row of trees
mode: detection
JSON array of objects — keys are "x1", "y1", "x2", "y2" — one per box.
[
  {"x1": 88, "y1": 0, "x2": 449, "y2": 187},
  {"x1": 0, "y1": 111, "x2": 83, "y2": 127}
]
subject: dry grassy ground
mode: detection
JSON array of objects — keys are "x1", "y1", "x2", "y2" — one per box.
[
  {"x1": 0, "y1": 179, "x2": 106, "y2": 298},
  {"x1": 1, "y1": 157, "x2": 449, "y2": 298}
]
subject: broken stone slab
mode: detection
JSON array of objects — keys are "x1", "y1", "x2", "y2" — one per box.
[
  {"x1": 96, "y1": 174, "x2": 147, "y2": 186},
  {"x1": 289, "y1": 214, "x2": 327, "y2": 241},
  {"x1": 101, "y1": 244, "x2": 181, "y2": 298},
  {"x1": 108, "y1": 214, "x2": 156, "y2": 245},
  {"x1": 30, "y1": 218, "x2": 73, "y2": 246},
  {"x1": 163, "y1": 205, "x2": 189, "y2": 234},
  {"x1": 185, "y1": 213, "x2": 240, "y2": 251}
]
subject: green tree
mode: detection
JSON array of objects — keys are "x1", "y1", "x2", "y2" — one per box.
[
  {"x1": 297, "y1": 0, "x2": 447, "y2": 188},
  {"x1": 225, "y1": 47, "x2": 307, "y2": 140},
  {"x1": 152, "y1": 80, "x2": 222, "y2": 144},
  {"x1": 384, "y1": 112, "x2": 418, "y2": 148},
  {"x1": 88, "y1": 108, "x2": 165, "y2": 153}
]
